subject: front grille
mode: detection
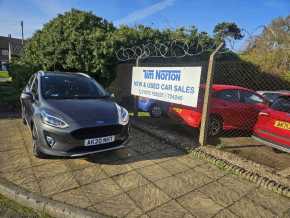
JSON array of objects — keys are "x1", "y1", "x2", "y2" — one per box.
[{"x1": 71, "y1": 125, "x2": 123, "y2": 139}]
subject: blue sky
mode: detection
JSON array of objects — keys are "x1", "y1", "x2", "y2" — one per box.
[{"x1": 0, "y1": 0, "x2": 289, "y2": 49}]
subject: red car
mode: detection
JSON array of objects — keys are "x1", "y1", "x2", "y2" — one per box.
[
  {"x1": 169, "y1": 84, "x2": 268, "y2": 136},
  {"x1": 252, "y1": 94, "x2": 290, "y2": 153}
]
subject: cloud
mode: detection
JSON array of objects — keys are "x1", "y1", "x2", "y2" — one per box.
[{"x1": 114, "y1": 0, "x2": 175, "y2": 26}]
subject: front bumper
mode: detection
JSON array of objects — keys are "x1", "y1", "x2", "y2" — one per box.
[
  {"x1": 39, "y1": 138, "x2": 130, "y2": 157},
  {"x1": 35, "y1": 119, "x2": 130, "y2": 157}
]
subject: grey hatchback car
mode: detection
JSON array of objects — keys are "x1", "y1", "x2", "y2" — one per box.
[{"x1": 20, "y1": 71, "x2": 130, "y2": 158}]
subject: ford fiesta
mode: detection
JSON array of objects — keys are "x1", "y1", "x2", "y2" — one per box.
[{"x1": 20, "y1": 71, "x2": 130, "y2": 158}]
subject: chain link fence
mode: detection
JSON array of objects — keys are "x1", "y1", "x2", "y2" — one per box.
[{"x1": 108, "y1": 55, "x2": 290, "y2": 170}]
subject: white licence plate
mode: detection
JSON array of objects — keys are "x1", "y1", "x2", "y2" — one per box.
[{"x1": 85, "y1": 135, "x2": 115, "y2": 146}]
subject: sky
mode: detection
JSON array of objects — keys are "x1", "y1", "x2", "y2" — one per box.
[{"x1": 0, "y1": 0, "x2": 289, "y2": 50}]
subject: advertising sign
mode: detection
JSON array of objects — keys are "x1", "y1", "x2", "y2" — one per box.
[{"x1": 131, "y1": 66, "x2": 202, "y2": 107}]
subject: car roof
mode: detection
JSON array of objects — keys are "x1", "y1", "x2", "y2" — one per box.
[
  {"x1": 39, "y1": 71, "x2": 90, "y2": 78},
  {"x1": 279, "y1": 92, "x2": 290, "y2": 97},
  {"x1": 210, "y1": 84, "x2": 254, "y2": 92},
  {"x1": 257, "y1": 90, "x2": 289, "y2": 93}
]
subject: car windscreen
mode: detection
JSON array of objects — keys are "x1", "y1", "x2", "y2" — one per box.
[
  {"x1": 271, "y1": 96, "x2": 290, "y2": 113},
  {"x1": 262, "y1": 93, "x2": 281, "y2": 102},
  {"x1": 41, "y1": 74, "x2": 107, "y2": 99}
]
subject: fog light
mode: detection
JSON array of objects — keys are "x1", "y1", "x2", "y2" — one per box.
[{"x1": 46, "y1": 136, "x2": 55, "y2": 147}]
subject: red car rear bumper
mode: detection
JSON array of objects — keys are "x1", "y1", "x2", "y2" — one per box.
[{"x1": 168, "y1": 108, "x2": 201, "y2": 128}]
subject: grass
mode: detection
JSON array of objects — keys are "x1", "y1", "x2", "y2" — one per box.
[
  {"x1": 0, "y1": 193, "x2": 51, "y2": 218},
  {"x1": 216, "y1": 142, "x2": 225, "y2": 149},
  {"x1": 0, "y1": 71, "x2": 9, "y2": 78}
]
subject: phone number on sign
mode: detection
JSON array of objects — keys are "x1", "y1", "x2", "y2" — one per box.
[{"x1": 138, "y1": 89, "x2": 183, "y2": 101}]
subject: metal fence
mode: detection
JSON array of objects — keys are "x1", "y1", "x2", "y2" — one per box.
[{"x1": 109, "y1": 52, "x2": 290, "y2": 171}]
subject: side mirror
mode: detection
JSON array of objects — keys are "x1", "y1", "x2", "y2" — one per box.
[{"x1": 21, "y1": 92, "x2": 33, "y2": 101}]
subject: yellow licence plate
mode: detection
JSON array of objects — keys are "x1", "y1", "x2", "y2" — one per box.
[
  {"x1": 172, "y1": 107, "x2": 182, "y2": 113},
  {"x1": 274, "y1": 121, "x2": 290, "y2": 130}
]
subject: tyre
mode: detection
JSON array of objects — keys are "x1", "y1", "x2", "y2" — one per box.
[
  {"x1": 272, "y1": 148, "x2": 284, "y2": 153},
  {"x1": 208, "y1": 115, "x2": 223, "y2": 137},
  {"x1": 149, "y1": 104, "x2": 162, "y2": 118},
  {"x1": 32, "y1": 125, "x2": 46, "y2": 158}
]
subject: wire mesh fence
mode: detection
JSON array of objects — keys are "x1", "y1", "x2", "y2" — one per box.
[
  {"x1": 109, "y1": 55, "x2": 290, "y2": 171},
  {"x1": 207, "y1": 60, "x2": 290, "y2": 154},
  {"x1": 110, "y1": 20, "x2": 290, "y2": 170}
]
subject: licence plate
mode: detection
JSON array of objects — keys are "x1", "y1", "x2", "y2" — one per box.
[
  {"x1": 274, "y1": 121, "x2": 290, "y2": 131},
  {"x1": 172, "y1": 107, "x2": 182, "y2": 113},
  {"x1": 85, "y1": 136, "x2": 115, "y2": 146}
]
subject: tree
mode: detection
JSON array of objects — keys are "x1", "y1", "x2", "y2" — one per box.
[
  {"x1": 241, "y1": 16, "x2": 290, "y2": 80},
  {"x1": 214, "y1": 22, "x2": 244, "y2": 42},
  {"x1": 12, "y1": 9, "x2": 241, "y2": 89},
  {"x1": 20, "y1": 9, "x2": 116, "y2": 87}
]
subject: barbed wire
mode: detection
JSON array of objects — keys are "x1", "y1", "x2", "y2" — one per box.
[
  {"x1": 115, "y1": 25, "x2": 290, "y2": 62},
  {"x1": 115, "y1": 39, "x2": 217, "y2": 61}
]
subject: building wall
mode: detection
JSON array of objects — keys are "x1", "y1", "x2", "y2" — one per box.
[{"x1": 0, "y1": 36, "x2": 23, "y2": 63}]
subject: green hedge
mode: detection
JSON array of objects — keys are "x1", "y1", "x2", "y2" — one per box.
[
  {"x1": 8, "y1": 63, "x2": 41, "y2": 91},
  {"x1": 0, "y1": 82, "x2": 19, "y2": 108}
]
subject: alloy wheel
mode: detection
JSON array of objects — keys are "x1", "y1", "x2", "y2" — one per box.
[{"x1": 208, "y1": 116, "x2": 222, "y2": 136}]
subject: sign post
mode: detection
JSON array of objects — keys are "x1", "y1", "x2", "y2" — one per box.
[
  {"x1": 199, "y1": 42, "x2": 224, "y2": 146},
  {"x1": 133, "y1": 56, "x2": 141, "y2": 117}
]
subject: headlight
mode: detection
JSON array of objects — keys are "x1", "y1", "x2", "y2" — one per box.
[
  {"x1": 116, "y1": 104, "x2": 129, "y2": 125},
  {"x1": 40, "y1": 111, "x2": 69, "y2": 128}
]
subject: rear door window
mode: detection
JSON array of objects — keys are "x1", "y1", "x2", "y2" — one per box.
[
  {"x1": 240, "y1": 91, "x2": 265, "y2": 104},
  {"x1": 214, "y1": 90, "x2": 239, "y2": 102},
  {"x1": 27, "y1": 74, "x2": 35, "y2": 90},
  {"x1": 31, "y1": 77, "x2": 39, "y2": 98}
]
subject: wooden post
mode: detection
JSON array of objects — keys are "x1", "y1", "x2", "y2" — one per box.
[
  {"x1": 133, "y1": 56, "x2": 141, "y2": 117},
  {"x1": 199, "y1": 42, "x2": 224, "y2": 146}
]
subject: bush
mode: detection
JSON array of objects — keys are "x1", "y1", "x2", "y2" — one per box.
[
  {"x1": 0, "y1": 83, "x2": 19, "y2": 109},
  {"x1": 8, "y1": 63, "x2": 41, "y2": 91},
  {"x1": 20, "y1": 9, "x2": 116, "y2": 87}
]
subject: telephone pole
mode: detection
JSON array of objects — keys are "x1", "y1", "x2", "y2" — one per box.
[
  {"x1": 8, "y1": 34, "x2": 12, "y2": 63},
  {"x1": 21, "y1": 20, "x2": 24, "y2": 45}
]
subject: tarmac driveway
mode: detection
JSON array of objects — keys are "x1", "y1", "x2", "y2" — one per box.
[{"x1": 0, "y1": 117, "x2": 289, "y2": 217}]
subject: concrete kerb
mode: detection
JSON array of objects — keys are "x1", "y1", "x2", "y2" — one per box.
[
  {"x1": 131, "y1": 119, "x2": 290, "y2": 199},
  {"x1": 0, "y1": 176, "x2": 108, "y2": 218}
]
